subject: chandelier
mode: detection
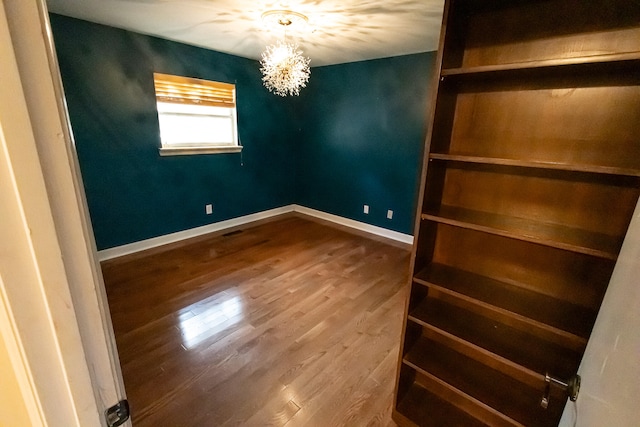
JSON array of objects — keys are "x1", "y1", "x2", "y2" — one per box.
[{"x1": 260, "y1": 10, "x2": 311, "y2": 97}]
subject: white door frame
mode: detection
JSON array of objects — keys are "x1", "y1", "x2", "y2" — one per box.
[{"x1": 1, "y1": 0, "x2": 127, "y2": 425}]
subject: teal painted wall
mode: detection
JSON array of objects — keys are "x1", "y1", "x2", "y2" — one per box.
[
  {"x1": 50, "y1": 14, "x2": 435, "y2": 249},
  {"x1": 50, "y1": 15, "x2": 298, "y2": 250},
  {"x1": 294, "y1": 53, "x2": 436, "y2": 235}
]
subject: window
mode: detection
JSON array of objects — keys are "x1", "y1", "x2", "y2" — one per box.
[{"x1": 153, "y1": 73, "x2": 241, "y2": 155}]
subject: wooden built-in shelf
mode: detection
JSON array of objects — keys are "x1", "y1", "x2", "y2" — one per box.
[
  {"x1": 403, "y1": 336, "x2": 565, "y2": 427},
  {"x1": 421, "y1": 205, "x2": 621, "y2": 260},
  {"x1": 409, "y1": 297, "x2": 580, "y2": 381},
  {"x1": 440, "y1": 51, "x2": 640, "y2": 79},
  {"x1": 393, "y1": 0, "x2": 639, "y2": 424},
  {"x1": 413, "y1": 263, "x2": 595, "y2": 343},
  {"x1": 429, "y1": 153, "x2": 640, "y2": 178}
]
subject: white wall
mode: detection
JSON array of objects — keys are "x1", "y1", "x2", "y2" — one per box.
[{"x1": 560, "y1": 198, "x2": 640, "y2": 426}]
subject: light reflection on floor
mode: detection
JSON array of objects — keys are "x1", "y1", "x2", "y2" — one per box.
[{"x1": 178, "y1": 293, "x2": 243, "y2": 349}]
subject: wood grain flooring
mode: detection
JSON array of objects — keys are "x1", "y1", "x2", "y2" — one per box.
[{"x1": 101, "y1": 215, "x2": 411, "y2": 426}]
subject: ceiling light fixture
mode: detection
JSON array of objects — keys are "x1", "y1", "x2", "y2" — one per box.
[
  {"x1": 260, "y1": 10, "x2": 311, "y2": 97},
  {"x1": 261, "y1": 10, "x2": 308, "y2": 30}
]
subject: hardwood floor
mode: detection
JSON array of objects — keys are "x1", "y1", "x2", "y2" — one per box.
[{"x1": 102, "y1": 215, "x2": 411, "y2": 426}]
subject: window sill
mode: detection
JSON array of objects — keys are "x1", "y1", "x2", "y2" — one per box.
[{"x1": 159, "y1": 145, "x2": 242, "y2": 156}]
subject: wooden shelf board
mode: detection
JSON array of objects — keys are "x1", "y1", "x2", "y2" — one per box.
[
  {"x1": 408, "y1": 297, "x2": 581, "y2": 380},
  {"x1": 413, "y1": 263, "x2": 595, "y2": 342},
  {"x1": 408, "y1": 316, "x2": 541, "y2": 389},
  {"x1": 403, "y1": 360, "x2": 519, "y2": 427},
  {"x1": 395, "y1": 381, "x2": 488, "y2": 427},
  {"x1": 429, "y1": 153, "x2": 640, "y2": 178},
  {"x1": 404, "y1": 337, "x2": 565, "y2": 427},
  {"x1": 441, "y1": 51, "x2": 640, "y2": 78},
  {"x1": 421, "y1": 205, "x2": 621, "y2": 260}
]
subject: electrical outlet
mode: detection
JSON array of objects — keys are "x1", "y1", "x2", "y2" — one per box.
[
  {"x1": 387, "y1": 210, "x2": 393, "y2": 219},
  {"x1": 363, "y1": 205, "x2": 369, "y2": 214},
  {"x1": 206, "y1": 204, "x2": 213, "y2": 215}
]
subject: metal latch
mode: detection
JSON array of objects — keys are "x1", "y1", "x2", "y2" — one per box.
[
  {"x1": 105, "y1": 399, "x2": 130, "y2": 427},
  {"x1": 541, "y1": 373, "x2": 580, "y2": 409}
]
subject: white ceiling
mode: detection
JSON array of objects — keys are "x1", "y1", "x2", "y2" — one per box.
[{"x1": 45, "y1": 0, "x2": 445, "y2": 67}]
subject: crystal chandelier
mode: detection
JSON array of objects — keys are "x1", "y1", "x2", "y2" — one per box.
[
  {"x1": 260, "y1": 10, "x2": 311, "y2": 97},
  {"x1": 260, "y1": 41, "x2": 310, "y2": 96}
]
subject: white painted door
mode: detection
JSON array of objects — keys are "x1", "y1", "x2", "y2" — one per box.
[{"x1": 1, "y1": 0, "x2": 128, "y2": 425}]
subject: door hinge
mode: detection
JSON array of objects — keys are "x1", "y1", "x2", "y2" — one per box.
[{"x1": 105, "y1": 399, "x2": 130, "y2": 427}]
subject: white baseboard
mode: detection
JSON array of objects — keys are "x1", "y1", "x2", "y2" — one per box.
[
  {"x1": 97, "y1": 204, "x2": 414, "y2": 261},
  {"x1": 97, "y1": 205, "x2": 295, "y2": 261},
  {"x1": 292, "y1": 205, "x2": 414, "y2": 245}
]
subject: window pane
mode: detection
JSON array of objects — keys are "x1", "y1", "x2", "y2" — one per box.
[
  {"x1": 157, "y1": 102, "x2": 231, "y2": 116},
  {"x1": 158, "y1": 112, "x2": 234, "y2": 145}
]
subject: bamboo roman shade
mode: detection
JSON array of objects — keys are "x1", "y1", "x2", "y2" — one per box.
[{"x1": 153, "y1": 73, "x2": 235, "y2": 108}]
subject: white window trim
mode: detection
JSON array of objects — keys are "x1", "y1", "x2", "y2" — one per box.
[
  {"x1": 159, "y1": 145, "x2": 242, "y2": 156},
  {"x1": 153, "y1": 73, "x2": 242, "y2": 156}
]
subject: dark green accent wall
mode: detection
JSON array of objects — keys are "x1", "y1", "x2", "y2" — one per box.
[
  {"x1": 50, "y1": 14, "x2": 435, "y2": 250},
  {"x1": 294, "y1": 53, "x2": 436, "y2": 234},
  {"x1": 50, "y1": 14, "x2": 297, "y2": 250}
]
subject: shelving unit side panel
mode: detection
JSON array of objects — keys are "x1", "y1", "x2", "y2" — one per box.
[{"x1": 411, "y1": 219, "x2": 439, "y2": 275}]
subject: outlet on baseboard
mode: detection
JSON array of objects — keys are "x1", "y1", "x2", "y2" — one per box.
[
  {"x1": 387, "y1": 210, "x2": 393, "y2": 219},
  {"x1": 206, "y1": 204, "x2": 213, "y2": 215},
  {"x1": 363, "y1": 204, "x2": 369, "y2": 214}
]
